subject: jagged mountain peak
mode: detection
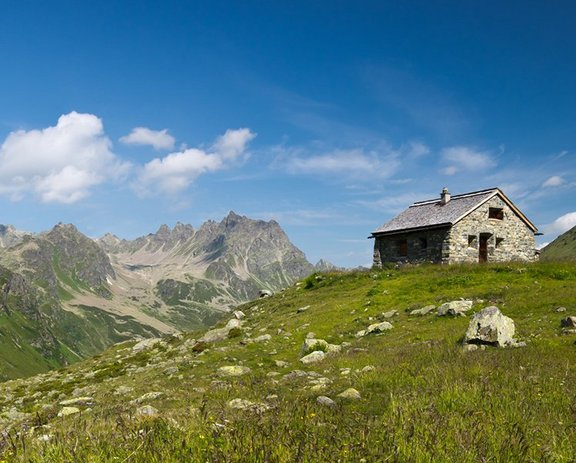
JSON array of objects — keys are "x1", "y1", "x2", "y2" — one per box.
[{"x1": 0, "y1": 224, "x2": 31, "y2": 248}]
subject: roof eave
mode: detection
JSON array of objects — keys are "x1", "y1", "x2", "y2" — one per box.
[{"x1": 371, "y1": 222, "x2": 452, "y2": 237}]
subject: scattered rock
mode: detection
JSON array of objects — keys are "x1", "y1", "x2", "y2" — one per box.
[
  {"x1": 381, "y1": 310, "x2": 398, "y2": 319},
  {"x1": 163, "y1": 366, "x2": 179, "y2": 376},
  {"x1": 297, "y1": 305, "x2": 310, "y2": 313},
  {"x1": 360, "y1": 365, "x2": 376, "y2": 373},
  {"x1": 337, "y1": 388, "x2": 361, "y2": 400},
  {"x1": 300, "y1": 338, "x2": 341, "y2": 356},
  {"x1": 136, "y1": 405, "x2": 158, "y2": 417},
  {"x1": 133, "y1": 392, "x2": 164, "y2": 403},
  {"x1": 227, "y1": 398, "x2": 270, "y2": 413},
  {"x1": 560, "y1": 316, "x2": 576, "y2": 328},
  {"x1": 464, "y1": 306, "x2": 518, "y2": 347},
  {"x1": 59, "y1": 397, "x2": 94, "y2": 407},
  {"x1": 316, "y1": 396, "x2": 337, "y2": 408},
  {"x1": 253, "y1": 334, "x2": 272, "y2": 343},
  {"x1": 217, "y1": 366, "x2": 251, "y2": 377},
  {"x1": 366, "y1": 321, "x2": 393, "y2": 334},
  {"x1": 132, "y1": 338, "x2": 163, "y2": 353},
  {"x1": 410, "y1": 305, "x2": 436, "y2": 316},
  {"x1": 275, "y1": 360, "x2": 289, "y2": 368},
  {"x1": 556, "y1": 306, "x2": 567, "y2": 313},
  {"x1": 233, "y1": 310, "x2": 246, "y2": 320},
  {"x1": 58, "y1": 406, "x2": 80, "y2": 417},
  {"x1": 199, "y1": 319, "x2": 243, "y2": 343},
  {"x1": 300, "y1": 351, "x2": 326, "y2": 364},
  {"x1": 259, "y1": 289, "x2": 273, "y2": 298},
  {"x1": 437, "y1": 300, "x2": 473, "y2": 317}
]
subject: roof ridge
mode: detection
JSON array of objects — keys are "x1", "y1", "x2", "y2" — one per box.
[{"x1": 411, "y1": 188, "x2": 498, "y2": 206}]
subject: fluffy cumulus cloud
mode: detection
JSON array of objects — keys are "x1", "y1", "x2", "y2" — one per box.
[
  {"x1": 135, "y1": 128, "x2": 255, "y2": 195},
  {"x1": 544, "y1": 211, "x2": 576, "y2": 236},
  {"x1": 440, "y1": 146, "x2": 496, "y2": 175},
  {"x1": 119, "y1": 127, "x2": 175, "y2": 150},
  {"x1": 0, "y1": 112, "x2": 129, "y2": 203},
  {"x1": 542, "y1": 175, "x2": 565, "y2": 188}
]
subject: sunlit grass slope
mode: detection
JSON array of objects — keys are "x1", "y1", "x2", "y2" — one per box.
[{"x1": 1, "y1": 262, "x2": 575, "y2": 462}]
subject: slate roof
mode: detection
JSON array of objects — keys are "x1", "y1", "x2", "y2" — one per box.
[{"x1": 372, "y1": 188, "x2": 537, "y2": 236}]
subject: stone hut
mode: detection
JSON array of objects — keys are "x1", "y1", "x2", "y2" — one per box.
[{"x1": 371, "y1": 188, "x2": 538, "y2": 266}]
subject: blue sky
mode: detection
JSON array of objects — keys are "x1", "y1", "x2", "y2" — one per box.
[{"x1": 0, "y1": 1, "x2": 575, "y2": 267}]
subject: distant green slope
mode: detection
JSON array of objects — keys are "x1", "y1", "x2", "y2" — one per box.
[
  {"x1": 540, "y1": 225, "x2": 576, "y2": 260},
  {"x1": 1, "y1": 262, "x2": 575, "y2": 461}
]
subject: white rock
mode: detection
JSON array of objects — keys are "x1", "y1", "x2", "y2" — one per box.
[
  {"x1": 316, "y1": 396, "x2": 336, "y2": 407},
  {"x1": 253, "y1": 334, "x2": 272, "y2": 343},
  {"x1": 58, "y1": 406, "x2": 80, "y2": 417},
  {"x1": 437, "y1": 300, "x2": 473, "y2": 317},
  {"x1": 233, "y1": 310, "x2": 246, "y2": 320},
  {"x1": 136, "y1": 405, "x2": 158, "y2": 417},
  {"x1": 464, "y1": 306, "x2": 517, "y2": 347},
  {"x1": 300, "y1": 351, "x2": 326, "y2": 364},
  {"x1": 366, "y1": 322, "x2": 393, "y2": 334},
  {"x1": 337, "y1": 388, "x2": 361, "y2": 400},
  {"x1": 132, "y1": 338, "x2": 163, "y2": 353},
  {"x1": 410, "y1": 305, "x2": 436, "y2": 316},
  {"x1": 217, "y1": 365, "x2": 251, "y2": 377}
]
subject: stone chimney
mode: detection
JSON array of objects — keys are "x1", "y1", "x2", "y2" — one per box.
[{"x1": 440, "y1": 187, "x2": 451, "y2": 205}]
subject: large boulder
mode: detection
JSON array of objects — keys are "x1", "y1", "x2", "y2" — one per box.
[
  {"x1": 464, "y1": 306, "x2": 517, "y2": 347},
  {"x1": 437, "y1": 300, "x2": 473, "y2": 317}
]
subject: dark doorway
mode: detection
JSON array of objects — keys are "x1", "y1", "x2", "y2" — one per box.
[{"x1": 479, "y1": 234, "x2": 490, "y2": 263}]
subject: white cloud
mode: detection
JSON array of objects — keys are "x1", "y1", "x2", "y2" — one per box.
[
  {"x1": 120, "y1": 127, "x2": 175, "y2": 150},
  {"x1": 135, "y1": 128, "x2": 256, "y2": 195},
  {"x1": 542, "y1": 175, "x2": 565, "y2": 188},
  {"x1": 0, "y1": 112, "x2": 129, "y2": 203},
  {"x1": 544, "y1": 211, "x2": 576, "y2": 236},
  {"x1": 440, "y1": 146, "x2": 496, "y2": 175},
  {"x1": 280, "y1": 148, "x2": 399, "y2": 179}
]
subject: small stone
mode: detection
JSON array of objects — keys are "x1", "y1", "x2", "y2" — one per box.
[
  {"x1": 233, "y1": 310, "x2": 246, "y2": 320},
  {"x1": 437, "y1": 300, "x2": 473, "y2": 317},
  {"x1": 58, "y1": 406, "x2": 80, "y2": 417},
  {"x1": 355, "y1": 330, "x2": 366, "y2": 338},
  {"x1": 306, "y1": 332, "x2": 316, "y2": 339},
  {"x1": 133, "y1": 392, "x2": 164, "y2": 403},
  {"x1": 253, "y1": 334, "x2": 272, "y2": 343},
  {"x1": 560, "y1": 316, "x2": 576, "y2": 329},
  {"x1": 556, "y1": 307, "x2": 567, "y2": 313},
  {"x1": 360, "y1": 365, "x2": 376, "y2": 373},
  {"x1": 381, "y1": 310, "x2": 398, "y2": 319},
  {"x1": 297, "y1": 306, "x2": 310, "y2": 313},
  {"x1": 366, "y1": 322, "x2": 393, "y2": 334},
  {"x1": 275, "y1": 360, "x2": 289, "y2": 368},
  {"x1": 316, "y1": 396, "x2": 337, "y2": 408},
  {"x1": 337, "y1": 388, "x2": 361, "y2": 400},
  {"x1": 218, "y1": 366, "x2": 251, "y2": 377},
  {"x1": 59, "y1": 397, "x2": 94, "y2": 406},
  {"x1": 136, "y1": 405, "x2": 158, "y2": 417},
  {"x1": 163, "y1": 366, "x2": 179, "y2": 376},
  {"x1": 409, "y1": 305, "x2": 436, "y2": 316},
  {"x1": 300, "y1": 351, "x2": 326, "y2": 364},
  {"x1": 132, "y1": 338, "x2": 163, "y2": 353}
]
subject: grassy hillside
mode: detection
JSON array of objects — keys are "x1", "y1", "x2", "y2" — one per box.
[
  {"x1": 541, "y1": 225, "x2": 576, "y2": 261},
  {"x1": 1, "y1": 262, "x2": 575, "y2": 462}
]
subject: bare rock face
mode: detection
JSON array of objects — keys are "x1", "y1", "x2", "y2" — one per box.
[{"x1": 464, "y1": 306, "x2": 517, "y2": 347}]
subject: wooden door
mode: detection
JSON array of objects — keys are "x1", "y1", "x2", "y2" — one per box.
[{"x1": 479, "y1": 235, "x2": 488, "y2": 263}]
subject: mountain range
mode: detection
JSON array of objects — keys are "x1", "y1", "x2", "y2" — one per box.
[
  {"x1": 0, "y1": 212, "x2": 317, "y2": 380},
  {"x1": 540, "y1": 225, "x2": 576, "y2": 261}
]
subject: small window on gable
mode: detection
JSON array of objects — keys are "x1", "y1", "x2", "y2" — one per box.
[
  {"x1": 419, "y1": 237, "x2": 428, "y2": 249},
  {"x1": 397, "y1": 239, "x2": 408, "y2": 257},
  {"x1": 496, "y1": 237, "x2": 504, "y2": 248},
  {"x1": 468, "y1": 235, "x2": 477, "y2": 247},
  {"x1": 489, "y1": 207, "x2": 504, "y2": 220}
]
